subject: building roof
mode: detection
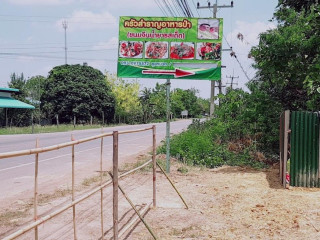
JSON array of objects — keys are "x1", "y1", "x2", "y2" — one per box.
[
  {"x1": 0, "y1": 87, "x2": 19, "y2": 93},
  {"x1": 0, "y1": 97, "x2": 35, "y2": 109}
]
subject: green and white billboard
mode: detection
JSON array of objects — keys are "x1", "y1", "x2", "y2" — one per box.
[{"x1": 117, "y1": 16, "x2": 223, "y2": 80}]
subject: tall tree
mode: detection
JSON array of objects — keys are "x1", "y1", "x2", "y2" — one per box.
[
  {"x1": 106, "y1": 72, "x2": 142, "y2": 123},
  {"x1": 5, "y1": 73, "x2": 33, "y2": 126},
  {"x1": 250, "y1": 1, "x2": 320, "y2": 111},
  {"x1": 41, "y1": 64, "x2": 115, "y2": 124}
]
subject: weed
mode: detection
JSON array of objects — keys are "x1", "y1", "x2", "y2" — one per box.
[{"x1": 177, "y1": 166, "x2": 188, "y2": 174}]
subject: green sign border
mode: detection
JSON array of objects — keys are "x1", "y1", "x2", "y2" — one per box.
[{"x1": 117, "y1": 16, "x2": 223, "y2": 80}]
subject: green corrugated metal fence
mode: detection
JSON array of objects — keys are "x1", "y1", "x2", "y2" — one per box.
[{"x1": 290, "y1": 111, "x2": 319, "y2": 187}]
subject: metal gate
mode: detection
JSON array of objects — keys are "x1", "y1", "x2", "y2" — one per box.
[{"x1": 290, "y1": 111, "x2": 320, "y2": 187}]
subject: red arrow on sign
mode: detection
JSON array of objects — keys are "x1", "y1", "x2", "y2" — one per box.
[{"x1": 142, "y1": 69, "x2": 195, "y2": 78}]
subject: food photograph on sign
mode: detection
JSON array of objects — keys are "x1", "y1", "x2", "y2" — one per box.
[
  {"x1": 119, "y1": 41, "x2": 143, "y2": 58},
  {"x1": 196, "y1": 42, "x2": 221, "y2": 60},
  {"x1": 145, "y1": 41, "x2": 168, "y2": 59},
  {"x1": 197, "y1": 19, "x2": 220, "y2": 40},
  {"x1": 170, "y1": 42, "x2": 195, "y2": 59}
]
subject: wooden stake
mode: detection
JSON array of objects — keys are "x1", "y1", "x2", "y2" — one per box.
[
  {"x1": 34, "y1": 138, "x2": 39, "y2": 240},
  {"x1": 71, "y1": 134, "x2": 77, "y2": 240},
  {"x1": 113, "y1": 131, "x2": 119, "y2": 240},
  {"x1": 152, "y1": 125, "x2": 156, "y2": 208},
  {"x1": 100, "y1": 129, "x2": 104, "y2": 240},
  {"x1": 108, "y1": 172, "x2": 158, "y2": 240},
  {"x1": 118, "y1": 202, "x2": 152, "y2": 238},
  {"x1": 156, "y1": 161, "x2": 189, "y2": 209}
]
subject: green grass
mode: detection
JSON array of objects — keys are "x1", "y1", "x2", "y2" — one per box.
[{"x1": 0, "y1": 123, "x2": 124, "y2": 135}]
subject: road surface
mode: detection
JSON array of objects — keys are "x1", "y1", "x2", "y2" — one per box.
[{"x1": 0, "y1": 120, "x2": 192, "y2": 203}]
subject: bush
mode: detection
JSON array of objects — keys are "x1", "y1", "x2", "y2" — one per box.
[{"x1": 158, "y1": 113, "x2": 267, "y2": 169}]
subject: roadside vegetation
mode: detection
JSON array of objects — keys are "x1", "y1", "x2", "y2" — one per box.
[
  {"x1": 0, "y1": 65, "x2": 209, "y2": 133},
  {"x1": 160, "y1": 0, "x2": 320, "y2": 169}
]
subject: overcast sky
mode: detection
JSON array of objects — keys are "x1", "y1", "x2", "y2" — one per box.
[{"x1": 0, "y1": 0, "x2": 278, "y2": 98}]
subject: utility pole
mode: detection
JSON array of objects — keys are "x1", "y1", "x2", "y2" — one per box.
[
  {"x1": 62, "y1": 20, "x2": 68, "y2": 64},
  {"x1": 226, "y1": 70, "x2": 239, "y2": 89},
  {"x1": 217, "y1": 79, "x2": 226, "y2": 105},
  {"x1": 197, "y1": 1, "x2": 234, "y2": 116}
]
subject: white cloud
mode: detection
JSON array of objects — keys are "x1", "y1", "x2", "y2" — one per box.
[
  {"x1": 6, "y1": 0, "x2": 74, "y2": 5},
  {"x1": 106, "y1": 0, "x2": 157, "y2": 10},
  {"x1": 92, "y1": 37, "x2": 118, "y2": 50},
  {"x1": 55, "y1": 10, "x2": 117, "y2": 31},
  {"x1": 220, "y1": 21, "x2": 276, "y2": 89},
  {"x1": 17, "y1": 56, "x2": 35, "y2": 62}
]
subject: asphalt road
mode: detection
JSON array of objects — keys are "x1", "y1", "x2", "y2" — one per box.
[{"x1": 0, "y1": 119, "x2": 192, "y2": 201}]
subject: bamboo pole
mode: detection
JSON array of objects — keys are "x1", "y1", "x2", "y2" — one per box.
[
  {"x1": 152, "y1": 125, "x2": 156, "y2": 208},
  {"x1": 3, "y1": 147, "x2": 154, "y2": 240},
  {"x1": 113, "y1": 131, "x2": 119, "y2": 240},
  {"x1": 100, "y1": 129, "x2": 104, "y2": 240},
  {"x1": 71, "y1": 134, "x2": 77, "y2": 240},
  {"x1": 2, "y1": 126, "x2": 156, "y2": 240},
  {"x1": 0, "y1": 127, "x2": 153, "y2": 160},
  {"x1": 156, "y1": 162, "x2": 189, "y2": 209},
  {"x1": 118, "y1": 202, "x2": 152, "y2": 238},
  {"x1": 3, "y1": 179, "x2": 113, "y2": 240},
  {"x1": 118, "y1": 126, "x2": 153, "y2": 135},
  {"x1": 108, "y1": 172, "x2": 158, "y2": 240},
  {"x1": 119, "y1": 159, "x2": 152, "y2": 179},
  {"x1": 34, "y1": 138, "x2": 39, "y2": 240}
]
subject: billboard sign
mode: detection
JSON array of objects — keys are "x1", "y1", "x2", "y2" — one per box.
[{"x1": 117, "y1": 16, "x2": 223, "y2": 80}]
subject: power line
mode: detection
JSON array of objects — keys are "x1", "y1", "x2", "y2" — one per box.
[
  {"x1": 0, "y1": 44, "x2": 118, "y2": 50},
  {"x1": 0, "y1": 52, "x2": 117, "y2": 61},
  {"x1": 175, "y1": 0, "x2": 188, "y2": 17},
  {"x1": 192, "y1": 0, "x2": 201, "y2": 17},
  {"x1": 223, "y1": 35, "x2": 251, "y2": 82},
  {"x1": 171, "y1": 0, "x2": 184, "y2": 16},
  {"x1": 183, "y1": 0, "x2": 194, "y2": 17},
  {"x1": 166, "y1": 0, "x2": 179, "y2": 16},
  {"x1": 0, "y1": 18, "x2": 116, "y2": 24},
  {"x1": 155, "y1": 0, "x2": 169, "y2": 16},
  {"x1": 162, "y1": 0, "x2": 175, "y2": 16},
  {"x1": 226, "y1": 70, "x2": 239, "y2": 89}
]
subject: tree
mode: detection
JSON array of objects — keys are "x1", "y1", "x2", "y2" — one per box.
[
  {"x1": 246, "y1": 0, "x2": 320, "y2": 153},
  {"x1": 41, "y1": 64, "x2": 115, "y2": 124},
  {"x1": 4, "y1": 73, "x2": 33, "y2": 126},
  {"x1": 25, "y1": 75, "x2": 46, "y2": 104},
  {"x1": 171, "y1": 88, "x2": 204, "y2": 118},
  {"x1": 277, "y1": 0, "x2": 319, "y2": 12},
  {"x1": 140, "y1": 87, "x2": 152, "y2": 123},
  {"x1": 149, "y1": 83, "x2": 167, "y2": 120},
  {"x1": 250, "y1": 2, "x2": 320, "y2": 111},
  {"x1": 106, "y1": 72, "x2": 142, "y2": 124},
  {"x1": 25, "y1": 75, "x2": 47, "y2": 124}
]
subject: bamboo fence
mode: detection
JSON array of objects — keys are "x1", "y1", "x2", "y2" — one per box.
[
  {"x1": 2, "y1": 124, "x2": 189, "y2": 240},
  {"x1": 2, "y1": 126, "x2": 156, "y2": 240}
]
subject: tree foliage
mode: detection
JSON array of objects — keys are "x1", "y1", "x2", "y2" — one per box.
[
  {"x1": 41, "y1": 64, "x2": 115, "y2": 124},
  {"x1": 2, "y1": 73, "x2": 33, "y2": 126},
  {"x1": 159, "y1": 0, "x2": 320, "y2": 167},
  {"x1": 251, "y1": 1, "x2": 320, "y2": 111},
  {"x1": 106, "y1": 73, "x2": 142, "y2": 124}
]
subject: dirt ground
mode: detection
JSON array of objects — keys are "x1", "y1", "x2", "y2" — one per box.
[
  {"x1": 2, "y1": 156, "x2": 320, "y2": 240},
  {"x1": 130, "y1": 159, "x2": 320, "y2": 240}
]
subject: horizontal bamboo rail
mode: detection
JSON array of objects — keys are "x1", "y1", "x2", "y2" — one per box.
[
  {"x1": 3, "y1": 179, "x2": 112, "y2": 240},
  {"x1": 3, "y1": 157, "x2": 154, "y2": 240},
  {"x1": 109, "y1": 172, "x2": 158, "y2": 240},
  {"x1": 0, "y1": 126, "x2": 153, "y2": 160},
  {"x1": 118, "y1": 202, "x2": 152, "y2": 238}
]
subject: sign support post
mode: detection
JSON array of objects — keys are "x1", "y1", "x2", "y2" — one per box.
[
  {"x1": 166, "y1": 79, "x2": 171, "y2": 173},
  {"x1": 117, "y1": 16, "x2": 224, "y2": 173}
]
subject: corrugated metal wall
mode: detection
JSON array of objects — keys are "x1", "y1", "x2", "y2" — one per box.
[{"x1": 290, "y1": 111, "x2": 320, "y2": 187}]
